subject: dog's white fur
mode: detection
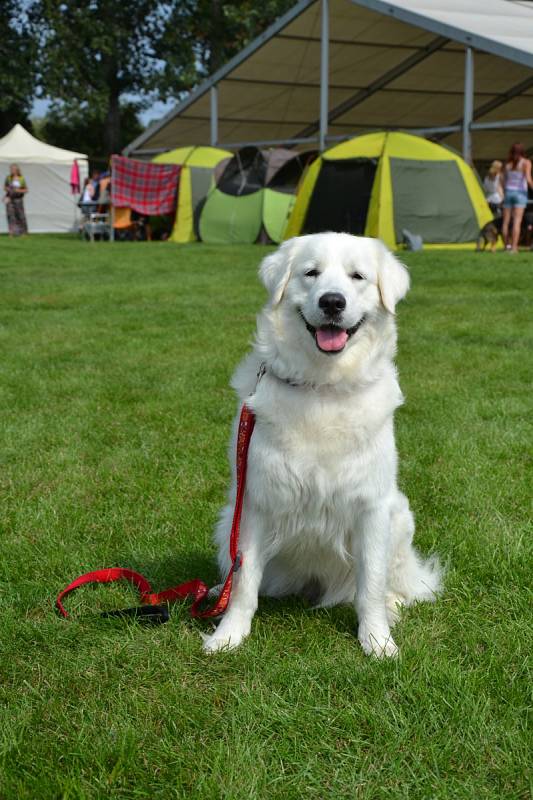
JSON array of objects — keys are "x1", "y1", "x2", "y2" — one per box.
[{"x1": 203, "y1": 233, "x2": 441, "y2": 657}]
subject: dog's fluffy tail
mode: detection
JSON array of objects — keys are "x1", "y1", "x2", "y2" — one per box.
[
  {"x1": 390, "y1": 548, "x2": 443, "y2": 604},
  {"x1": 386, "y1": 549, "x2": 442, "y2": 626}
]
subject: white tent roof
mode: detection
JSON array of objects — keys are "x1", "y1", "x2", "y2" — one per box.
[
  {"x1": 0, "y1": 124, "x2": 87, "y2": 165},
  {"x1": 357, "y1": 0, "x2": 533, "y2": 66},
  {"x1": 126, "y1": 0, "x2": 533, "y2": 161}
]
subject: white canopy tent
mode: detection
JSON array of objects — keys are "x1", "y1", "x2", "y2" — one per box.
[
  {"x1": 125, "y1": 0, "x2": 533, "y2": 163},
  {"x1": 0, "y1": 125, "x2": 89, "y2": 234}
]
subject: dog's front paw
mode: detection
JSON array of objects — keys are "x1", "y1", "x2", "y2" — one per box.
[
  {"x1": 358, "y1": 624, "x2": 398, "y2": 658},
  {"x1": 201, "y1": 620, "x2": 249, "y2": 654}
]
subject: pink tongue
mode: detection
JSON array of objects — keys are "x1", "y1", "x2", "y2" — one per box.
[{"x1": 316, "y1": 327, "x2": 348, "y2": 352}]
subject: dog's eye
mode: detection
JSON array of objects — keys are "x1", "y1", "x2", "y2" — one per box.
[
  {"x1": 305, "y1": 269, "x2": 320, "y2": 278},
  {"x1": 351, "y1": 272, "x2": 364, "y2": 281}
]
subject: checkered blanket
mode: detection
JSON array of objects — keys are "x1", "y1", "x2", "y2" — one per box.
[{"x1": 111, "y1": 156, "x2": 181, "y2": 215}]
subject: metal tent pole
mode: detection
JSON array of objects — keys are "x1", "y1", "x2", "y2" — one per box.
[
  {"x1": 463, "y1": 47, "x2": 474, "y2": 163},
  {"x1": 319, "y1": 0, "x2": 329, "y2": 152},
  {"x1": 210, "y1": 86, "x2": 218, "y2": 147}
]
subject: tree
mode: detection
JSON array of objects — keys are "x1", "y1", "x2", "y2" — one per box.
[
  {"x1": 0, "y1": 0, "x2": 37, "y2": 136},
  {"x1": 34, "y1": 0, "x2": 294, "y2": 157},
  {"x1": 34, "y1": 0, "x2": 197, "y2": 156}
]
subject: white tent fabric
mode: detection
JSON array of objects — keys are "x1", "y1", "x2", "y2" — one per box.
[
  {"x1": 0, "y1": 125, "x2": 89, "y2": 233},
  {"x1": 126, "y1": 0, "x2": 533, "y2": 161},
  {"x1": 357, "y1": 0, "x2": 533, "y2": 66}
]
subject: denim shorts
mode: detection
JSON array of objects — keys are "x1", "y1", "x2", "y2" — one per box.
[{"x1": 503, "y1": 190, "x2": 528, "y2": 209}]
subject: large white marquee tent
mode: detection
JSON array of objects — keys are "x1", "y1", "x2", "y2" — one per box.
[
  {"x1": 126, "y1": 0, "x2": 533, "y2": 163},
  {"x1": 0, "y1": 124, "x2": 88, "y2": 234}
]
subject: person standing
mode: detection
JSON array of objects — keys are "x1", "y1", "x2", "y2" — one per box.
[
  {"x1": 501, "y1": 143, "x2": 533, "y2": 252},
  {"x1": 483, "y1": 160, "x2": 503, "y2": 217},
  {"x1": 4, "y1": 164, "x2": 29, "y2": 236}
]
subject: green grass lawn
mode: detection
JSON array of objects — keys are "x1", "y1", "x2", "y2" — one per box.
[{"x1": 0, "y1": 236, "x2": 531, "y2": 799}]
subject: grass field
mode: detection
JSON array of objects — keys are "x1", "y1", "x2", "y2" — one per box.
[{"x1": 0, "y1": 236, "x2": 531, "y2": 799}]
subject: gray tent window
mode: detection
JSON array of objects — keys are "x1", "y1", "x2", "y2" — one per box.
[
  {"x1": 390, "y1": 159, "x2": 479, "y2": 244},
  {"x1": 190, "y1": 167, "x2": 215, "y2": 210}
]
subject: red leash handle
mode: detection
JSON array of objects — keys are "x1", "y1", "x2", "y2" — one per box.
[
  {"x1": 56, "y1": 568, "x2": 152, "y2": 619},
  {"x1": 56, "y1": 404, "x2": 255, "y2": 621}
]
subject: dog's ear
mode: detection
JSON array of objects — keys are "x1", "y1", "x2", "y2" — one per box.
[
  {"x1": 376, "y1": 242, "x2": 410, "y2": 314},
  {"x1": 259, "y1": 239, "x2": 296, "y2": 306}
]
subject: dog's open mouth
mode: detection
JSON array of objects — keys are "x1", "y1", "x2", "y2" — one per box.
[
  {"x1": 315, "y1": 325, "x2": 349, "y2": 353},
  {"x1": 299, "y1": 311, "x2": 365, "y2": 354}
]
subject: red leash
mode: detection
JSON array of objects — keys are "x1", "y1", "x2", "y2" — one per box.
[{"x1": 56, "y1": 404, "x2": 256, "y2": 622}]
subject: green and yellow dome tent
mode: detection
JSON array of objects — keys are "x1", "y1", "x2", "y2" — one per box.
[
  {"x1": 284, "y1": 132, "x2": 492, "y2": 249},
  {"x1": 198, "y1": 147, "x2": 317, "y2": 245},
  {"x1": 153, "y1": 145, "x2": 231, "y2": 242}
]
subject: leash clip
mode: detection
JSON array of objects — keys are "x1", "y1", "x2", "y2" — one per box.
[{"x1": 233, "y1": 551, "x2": 243, "y2": 572}]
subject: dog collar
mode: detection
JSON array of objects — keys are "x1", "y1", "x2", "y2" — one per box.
[{"x1": 257, "y1": 361, "x2": 323, "y2": 390}]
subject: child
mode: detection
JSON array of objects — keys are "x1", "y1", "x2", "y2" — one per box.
[{"x1": 483, "y1": 160, "x2": 503, "y2": 217}]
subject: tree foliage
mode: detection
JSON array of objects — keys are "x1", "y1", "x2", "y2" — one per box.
[
  {"x1": 0, "y1": 0, "x2": 37, "y2": 136},
  {"x1": 180, "y1": 0, "x2": 295, "y2": 75},
  {"x1": 39, "y1": 103, "x2": 144, "y2": 167},
  {"x1": 34, "y1": 0, "x2": 294, "y2": 156},
  {"x1": 33, "y1": 0, "x2": 197, "y2": 155}
]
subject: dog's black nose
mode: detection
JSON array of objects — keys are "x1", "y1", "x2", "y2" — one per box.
[{"x1": 319, "y1": 292, "x2": 346, "y2": 316}]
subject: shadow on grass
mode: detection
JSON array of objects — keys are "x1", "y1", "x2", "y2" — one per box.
[
  {"x1": 145, "y1": 555, "x2": 357, "y2": 636},
  {"x1": 123, "y1": 550, "x2": 218, "y2": 591}
]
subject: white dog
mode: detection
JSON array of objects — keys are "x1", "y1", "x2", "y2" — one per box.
[{"x1": 203, "y1": 233, "x2": 441, "y2": 657}]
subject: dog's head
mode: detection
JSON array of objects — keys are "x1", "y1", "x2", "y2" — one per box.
[{"x1": 259, "y1": 233, "x2": 409, "y2": 363}]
